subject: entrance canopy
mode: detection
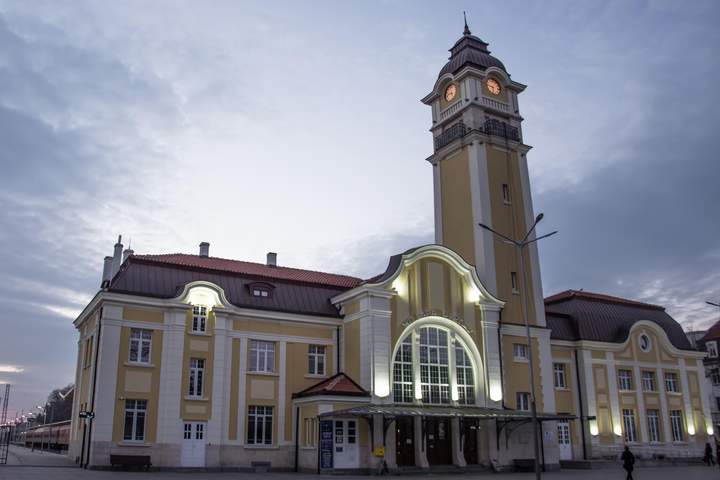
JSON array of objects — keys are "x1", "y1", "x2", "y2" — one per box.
[{"x1": 319, "y1": 404, "x2": 574, "y2": 421}]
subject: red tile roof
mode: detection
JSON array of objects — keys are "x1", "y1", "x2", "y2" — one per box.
[
  {"x1": 292, "y1": 373, "x2": 369, "y2": 399},
  {"x1": 701, "y1": 319, "x2": 720, "y2": 342},
  {"x1": 133, "y1": 253, "x2": 363, "y2": 289},
  {"x1": 545, "y1": 289, "x2": 664, "y2": 311}
]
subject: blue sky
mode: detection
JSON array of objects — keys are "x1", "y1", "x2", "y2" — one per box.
[{"x1": 0, "y1": 0, "x2": 718, "y2": 417}]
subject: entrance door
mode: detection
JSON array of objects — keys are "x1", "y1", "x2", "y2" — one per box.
[
  {"x1": 181, "y1": 422, "x2": 206, "y2": 467},
  {"x1": 425, "y1": 418, "x2": 452, "y2": 465},
  {"x1": 333, "y1": 420, "x2": 359, "y2": 469},
  {"x1": 462, "y1": 420, "x2": 478, "y2": 465},
  {"x1": 557, "y1": 421, "x2": 572, "y2": 460},
  {"x1": 395, "y1": 417, "x2": 415, "y2": 467}
]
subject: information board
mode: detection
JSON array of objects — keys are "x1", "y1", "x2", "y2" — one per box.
[{"x1": 320, "y1": 419, "x2": 333, "y2": 469}]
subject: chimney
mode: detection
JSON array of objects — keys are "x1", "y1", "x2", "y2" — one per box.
[
  {"x1": 266, "y1": 252, "x2": 277, "y2": 267},
  {"x1": 101, "y1": 256, "x2": 113, "y2": 288},
  {"x1": 199, "y1": 242, "x2": 210, "y2": 257},
  {"x1": 110, "y1": 235, "x2": 123, "y2": 278},
  {"x1": 122, "y1": 248, "x2": 134, "y2": 263}
]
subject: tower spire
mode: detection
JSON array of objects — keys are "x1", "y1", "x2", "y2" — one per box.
[{"x1": 463, "y1": 11, "x2": 471, "y2": 36}]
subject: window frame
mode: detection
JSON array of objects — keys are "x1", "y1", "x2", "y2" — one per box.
[
  {"x1": 128, "y1": 328, "x2": 152, "y2": 364},
  {"x1": 419, "y1": 327, "x2": 450, "y2": 404},
  {"x1": 308, "y1": 344, "x2": 326, "y2": 376},
  {"x1": 247, "y1": 405, "x2": 273, "y2": 445},
  {"x1": 664, "y1": 372, "x2": 679, "y2": 393},
  {"x1": 516, "y1": 392, "x2": 530, "y2": 411},
  {"x1": 618, "y1": 369, "x2": 633, "y2": 391},
  {"x1": 513, "y1": 343, "x2": 529, "y2": 362},
  {"x1": 502, "y1": 183, "x2": 511, "y2": 204},
  {"x1": 191, "y1": 305, "x2": 208, "y2": 333},
  {"x1": 123, "y1": 399, "x2": 147, "y2": 442},
  {"x1": 641, "y1": 371, "x2": 656, "y2": 392},
  {"x1": 188, "y1": 358, "x2": 205, "y2": 398},
  {"x1": 622, "y1": 409, "x2": 637, "y2": 443},
  {"x1": 646, "y1": 409, "x2": 660, "y2": 443},
  {"x1": 670, "y1": 410, "x2": 684, "y2": 442},
  {"x1": 708, "y1": 341, "x2": 719, "y2": 358},
  {"x1": 711, "y1": 368, "x2": 720, "y2": 386},
  {"x1": 510, "y1": 272, "x2": 519, "y2": 294},
  {"x1": 553, "y1": 363, "x2": 567, "y2": 389},
  {"x1": 249, "y1": 340, "x2": 276, "y2": 373}
]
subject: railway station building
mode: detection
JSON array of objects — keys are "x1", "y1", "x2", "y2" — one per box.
[{"x1": 69, "y1": 24, "x2": 714, "y2": 471}]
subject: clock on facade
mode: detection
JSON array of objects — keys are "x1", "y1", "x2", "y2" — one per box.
[
  {"x1": 444, "y1": 84, "x2": 457, "y2": 102},
  {"x1": 486, "y1": 78, "x2": 501, "y2": 96}
]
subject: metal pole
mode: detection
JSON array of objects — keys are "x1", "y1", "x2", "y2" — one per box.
[{"x1": 518, "y1": 244, "x2": 541, "y2": 480}]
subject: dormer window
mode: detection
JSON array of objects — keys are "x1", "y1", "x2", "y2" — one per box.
[
  {"x1": 192, "y1": 305, "x2": 207, "y2": 332},
  {"x1": 247, "y1": 282, "x2": 275, "y2": 299}
]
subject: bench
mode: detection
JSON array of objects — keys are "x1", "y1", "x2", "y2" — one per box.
[
  {"x1": 110, "y1": 454, "x2": 152, "y2": 471},
  {"x1": 513, "y1": 459, "x2": 535, "y2": 472},
  {"x1": 251, "y1": 461, "x2": 271, "y2": 473}
]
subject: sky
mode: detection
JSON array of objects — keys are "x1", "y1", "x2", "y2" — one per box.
[{"x1": 0, "y1": 0, "x2": 719, "y2": 418}]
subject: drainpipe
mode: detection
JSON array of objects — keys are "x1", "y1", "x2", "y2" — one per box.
[
  {"x1": 294, "y1": 406, "x2": 300, "y2": 472},
  {"x1": 573, "y1": 349, "x2": 588, "y2": 460},
  {"x1": 84, "y1": 307, "x2": 103, "y2": 469},
  {"x1": 336, "y1": 326, "x2": 341, "y2": 373}
]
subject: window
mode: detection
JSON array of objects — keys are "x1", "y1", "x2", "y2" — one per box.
[
  {"x1": 393, "y1": 336, "x2": 414, "y2": 403},
  {"x1": 513, "y1": 343, "x2": 528, "y2": 361},
  {"x1": 711, "y1": 369, "x2": 720, "y2": 386},
  {"x1": 622, "y1": 409, "x2": 637, "y2": 442},
  {"x1": 129, "y1": 329, "x2": 152, "y2": 363},
  {"x1": 192, "y1": 305, "x2": 207, "y2": 332},
  {"x1": 252, "y1": 288, "x2": 270, "y2": 298},
  {"x1": 419, "y1": 327, "x2": 450, "y2": 404},
  {"x1": 347, "y1": 420, "x2": 357, "y2": 444},
  {"x1": 709, "y1": 341, "x2": 719, "y2": 358},
  {"x1": 553, "y1": 363, "x2": 567, "y2": 389},
  {"x1": 250, "y1": 340, "x2": 275, "y2": 373},
  {"x1": 304, "y1": 418, "x2": 317, "y2": 447},
  {"x1": 618, "y1": 369, "x2": 633, "y2": 391},
  {"x1": 641, "y1": 371, "x2": 656, "y2": 391},
  {"x1": 308, "y1": 345, "x2": 326, "y2": 376},
  {"x1": 664, "y1": 372, "x2": 679, "y2": 392},
  {"x1": 510, "y1": 272, "x2": 519, "y2": 293},
  {"x1": 516, "y1": 392, "x2": 530, "y2": 411},
  {"x1": 455, "y1": 345, "x2": 475, "y2": 404},
  {"x1": 502, "y1": 183, "x2": 511, "y2": 204},
  {"x1": 83, "y1": 336, "x2": 93, "y2": 368},
  {"x1": 188, "y1": 358, "x2": 205, "y2": 397},
  {"x1": 716, "y1": 397, "x2": 720, "y2": 412},
  {"x1": 123, "y1": 399, "x2": 147, "y2": 441},
  {"x1": 247, "y1": 406, "x2": 273, "y2": 445},
  {"x1": 184, "y1": 423, "x2": 192, "y2": 439},
  {"x1": 670, "y1": 410, "x2": 684, "y2": 441},
  {"x1": 647, "y1": 409, "x2": 660, "y2": 442}
]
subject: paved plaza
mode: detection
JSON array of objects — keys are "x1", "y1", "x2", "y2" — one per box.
[{"x1": 1, "y1": 446, "x2": 718, "y2": 480}]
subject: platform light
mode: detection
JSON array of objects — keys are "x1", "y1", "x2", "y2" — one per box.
[
  {"x1": 589, "y1": 419, "x2": 599, "y2": 436},
  {"x1": 392, "y1": 277, "x2": 407, "y2": 298},
  {"x1": 707, "y1": 425, "x2": 714, "y2": 436},
  {"x1": 374, "y1": 373, "x2": 390, "y2": 398},
  {"x1": 489, "y1": 382, "x2": 503, "y2": 402},
  {"x1": 613, "y1": 424, "x2": 623, "y2": 436},
  {"x1": 687, "y1": 423, "x2": 695, "y2": 436}
]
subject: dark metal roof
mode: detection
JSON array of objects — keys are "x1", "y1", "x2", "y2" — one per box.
[
  {"x1": 438, "y1": 33, "x2": 506, "y2": 78},
  {"x1": 320, "y1": 404, "x2": 573, "y2": 421},
  {"x1": 292, "y1": 372, "x2": 369, "y2": 399},
  {"x1": 545, "y1": 290, "x2": 693, "y2": 350},
  {"x1": 108, "y1": 255, "x2": 355, "y2": 318}
]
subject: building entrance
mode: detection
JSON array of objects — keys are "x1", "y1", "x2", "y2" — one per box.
[
  {"x1": 395, "y1": 417, "x2": 415, "y2": 467},
  {"x1": 461, "y1": 420, "x2": 479, "y2": 465},
  {"x1": 181, "y1": 422, "x2": 206, "y2": 467},
  {"x1": 425, "y1": 418, "x2": 452, "y2": 465}
]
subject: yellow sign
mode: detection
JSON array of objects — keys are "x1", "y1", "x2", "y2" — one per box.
[{"x1": 372, "y1": 446, "x2": 385, "y2": 457}]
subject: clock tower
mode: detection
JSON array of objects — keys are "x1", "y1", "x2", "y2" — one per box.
[{"x1": 422, "y1": 24, "x2": 546, "y2": 328}]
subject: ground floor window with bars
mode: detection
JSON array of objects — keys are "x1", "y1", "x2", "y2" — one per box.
[
  {"x1": 622, "y1": 409, "x2": 637, "y2": 442},
  {"x1": 247, "y1": 406, "x2": 273, "y2": 445},
  {"x1": 123, "y1": 399, "x2": 147, "y2": 441},
  {"x1": 646, "y1": 409, "x2": 660, "y2": 442},
  {"x1": 670, "y1": 410, "x2": 684, "y2": 442}
]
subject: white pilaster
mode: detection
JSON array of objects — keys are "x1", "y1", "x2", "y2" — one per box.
[
  {"x1": 157, "y1": 307, "x2": 186, "y2": 443},
  {"x1": 579, "y1": 350, "x2": 598, "y2": 445},
  {"x1": 208, "y1": 314, "x2": 229, "y2": 445},
  {"x1": 467, "y1": 141, "x2": 498, "y2": 295},
  {"x1": 90, "y1": 305, "x2": 123, "y2": 443},
  {"x1": 537, "y1": 332, "x2": 556, "y2": 413},
  {"x1": 678, "y1": 359, "x2": 695, "y2": 436},
  {"x1": 278, "y1": 341, "x2": 287, "y2": 444},
  {"x1": 605, "y1": 352, "x2": 622, "y2": 444},
  {"x1": 696, "y1": 359, "x2": 714, "y2": 436},
  {"x1": 633, "y1": 365, "x2": 648, "y2": 442},
  {"x1": 433, "y1": 164, "x2": 443, "y2": 244},
  {"x1": 481, "y1": 311, "x2": 502, "y2": 407},
  {"x1": 237, "y1": 337, "x2": 248, "y2": 445},
  {"x1": 656, "y1": 367, "x2": 672, "y2": 442}
]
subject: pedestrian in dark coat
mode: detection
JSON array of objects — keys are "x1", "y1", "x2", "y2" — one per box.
[
  {"x1": 620, "y1": 446, "x2": 635, "y2": 480},
  {"x1": 704, "y1": 442, "x2": 715, "y2": 466}
]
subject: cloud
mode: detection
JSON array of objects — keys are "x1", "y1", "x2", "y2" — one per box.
[{"x1": 0, "y1": 365, "x2": 24, "y2": 373}]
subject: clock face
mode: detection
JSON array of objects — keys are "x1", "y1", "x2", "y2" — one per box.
[
  {"x1": 486, "y1": 78, "x2": 501, "y2": 95},
  {"x1": 444, "y1": 84, "x2": 457, "y2": 102}
]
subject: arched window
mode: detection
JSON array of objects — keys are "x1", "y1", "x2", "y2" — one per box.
[{"x1": 392, "y1": 324, "x2": 476, "y2": 405}]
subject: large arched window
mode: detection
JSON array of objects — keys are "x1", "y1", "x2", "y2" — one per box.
[{"x1": 392, "y1": 325, "x2": 476, "y2": 405}]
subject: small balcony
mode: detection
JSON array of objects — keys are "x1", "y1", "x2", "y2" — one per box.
[
  {"x1": 483, "y1": 118, "x2": 520, "y2": 142},
  {"x1": 433, "y1": 119, "x2": 521, "y2": 151}
]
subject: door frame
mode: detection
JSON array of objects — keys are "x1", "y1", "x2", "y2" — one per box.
[{"x1": 181, "y1": 421, "x2": 206, "y2": 467}]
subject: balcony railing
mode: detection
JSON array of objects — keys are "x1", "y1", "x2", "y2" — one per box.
[
  {"x1": 483, "y1": 118, "x2": 520, "y2": 142},
  {"x1": 434, "y1": 121, "x2": 467, "y2": 150}
]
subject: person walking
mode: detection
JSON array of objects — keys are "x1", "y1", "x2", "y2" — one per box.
[
  {"x1": 704, "y1": 442, "x2": 715, "y2": 466},
  {"x1": 621, "y1": 445, "x2": 635, "y2": 480}
]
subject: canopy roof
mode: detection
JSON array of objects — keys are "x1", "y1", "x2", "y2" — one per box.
[{"x1": 319, "y1": 404, "x2": 573, "y2": 421}]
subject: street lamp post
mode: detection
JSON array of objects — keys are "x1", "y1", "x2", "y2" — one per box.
[{"x1": 479, "y1": 213, "x2": 557, "y2": 480}]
